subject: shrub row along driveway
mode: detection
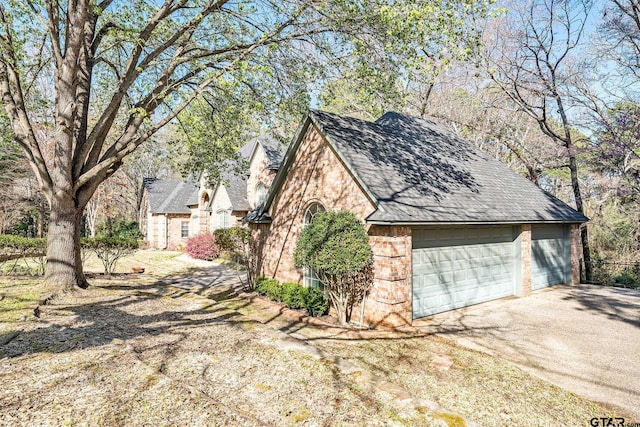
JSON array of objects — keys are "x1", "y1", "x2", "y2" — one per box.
[
  {"x1": 0, "y1": 252, "x2": 618, "y2": 426},
  {"x1": 417, "y1": 285, "x2": 640, "y2": 421}
]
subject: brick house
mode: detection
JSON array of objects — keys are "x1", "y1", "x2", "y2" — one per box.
[
  {"x1": 246, "y1": 110, "x2": 587, "y2": 327},
  {"x1": 140, "y1": 137, "x2": 285, "y2": 248},
  {"x1": 139, "y1": 178, "x2": 199, "y2": 250}
]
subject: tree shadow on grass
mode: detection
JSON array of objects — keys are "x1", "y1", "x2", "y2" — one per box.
[{"x1": 0, "y1": 264, "x2": 254, "y2": 359}]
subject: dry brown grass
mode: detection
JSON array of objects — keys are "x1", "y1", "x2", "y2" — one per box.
[
  {"x1": 0, "y1": 250, "x2": 618, "y2": 426},
  {"x1": 0, "y1": 251, "x2": 439, "y2": 426}
]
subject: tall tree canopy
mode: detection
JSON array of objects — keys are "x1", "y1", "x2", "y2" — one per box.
[
  {"x1": 484, "y1": 0, "x2": 594, "y2": 280},
  {"x1": 0, "y1": 0, "x2": 493, "y2": 292}
]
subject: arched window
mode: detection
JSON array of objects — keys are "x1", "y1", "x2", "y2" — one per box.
[
  {"x1": 256, "y1": 184, "x2": 266, "y2": 206},
  {"x1": 201, "y1": 192, "x2": 210, "y2": 208},
  {"x1": 304, "y1": 202, "x2": 325, "y2": 225},
  {"x1": 303, "y1": 202, "x2": 325, "y2": 289}
]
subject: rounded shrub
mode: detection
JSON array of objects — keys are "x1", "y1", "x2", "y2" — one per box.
[
  {"x1": 185, "y1": 233, "x2": 220, "y2": 261},
  {"x1": 294, "y1": 210, "x2": 373, "y2": 324},
  {"x1": 302, "y1": 287, "x2": 329, "y2": 317},
  {"x1": 281, "y1": 282, "x2": 306, "y2": 309}
]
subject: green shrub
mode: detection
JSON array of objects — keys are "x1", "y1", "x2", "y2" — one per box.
[
  {"x1": 255, "y1": 277, "x2": 280, "y2": 300},
  {"x1": 213, "y1": 227, "x2": 251, "y2": 253},
  {"x1": 294, "y1": 210, "x2": 373, "y2": 324},
  {"x1": 254, "y1": 277, "x2": 328, "y2": 317},
  {"x1": 302, "y1": 287, "x2": 329, "y2": 317},
  {"x1": 81, "y1": 237, "x2": 138, "y2": 274},
  {"x1": 96, "y1": 217, "x2": 143, "y2": 239},
  {"x1": 613, "y1": 270, "x2": 639, "y2": 287},
  {"x1": 281, "y1": 282, "x2": 305, "y2": 309},
  {"x1": 0, "y1": 234, "x2": 46, "y2": 258}
]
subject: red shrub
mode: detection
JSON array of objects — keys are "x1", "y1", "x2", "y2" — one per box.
[{"x1": 185, "y1": 233, "x2": 220, "y2": 260}]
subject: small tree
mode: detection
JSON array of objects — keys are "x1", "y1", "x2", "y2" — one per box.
[
  {"x1": 214, "y1": 226, "x2": 255, "y2": 289},
  {"x1": 81, "y1": 237, "x2": 138, "y2": 275},
  {"x1": 294, "y1": 211, "x2": 373, "y2": 325}
]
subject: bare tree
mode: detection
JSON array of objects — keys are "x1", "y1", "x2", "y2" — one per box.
[
  {"x1": 599, "y1": 0, "x2": 640, "y2": 83},
  {"x1": 485, "y1": 0, "x2": 594, "y2": 281}
]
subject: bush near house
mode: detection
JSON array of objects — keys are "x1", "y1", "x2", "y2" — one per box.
[
  {"x1": 294, "y1": 211, "x2": 373, "y2": 325},
  {"x1": 254, "y1": 277, "x2": 328, "y2": 317},
  {"x1": 185, "y1": 233, "x2": 220, "y2": 261}
]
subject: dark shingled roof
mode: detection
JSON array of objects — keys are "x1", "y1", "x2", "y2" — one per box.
[
  {"x1": 221, "y1": 172, "x2": 251, "y2": 211},
  {"x1": 253, "y1": 135, "x2": 286, "y2": 169},
  {"x1": 258, "y1": 109, "x2": 588, "y2": 224},
  {"x1": 214, "y1": 139, "x2": 259, "y2": 211},
  {"x1": 143, "y1": 178, "x2": 198, "y2": 214}
]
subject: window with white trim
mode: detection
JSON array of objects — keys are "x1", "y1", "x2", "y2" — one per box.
[
  {"x1": 217, "y1": 210, "x2": 230, "y2": 229},
  {"x1": 303, "y1": 202, "x2": 325, "y2": 289},
  {"x1": 256, "y1": 184, "x2": 266, "y2": 207},
  {"x1": 181, "y1": 221, "x2": 189, "y2": 238}
]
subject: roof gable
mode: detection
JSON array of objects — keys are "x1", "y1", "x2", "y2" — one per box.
[
  {"x1": 247, "y1": 134, "x2": 287, "y2": 170},
  {"x1": 257, "y1": 109, "x2": 588, "y2": 224},
  {"x1": 208, "y1": 139, "x2": 257, "y2": 212},
  {"x1": 143, "y1": 178, "x2": 198, "y2": 214}
]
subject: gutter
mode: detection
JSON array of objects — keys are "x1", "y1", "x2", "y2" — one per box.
[{"x1": 365, "y1": 219, "x2": 587, "y2": 226}]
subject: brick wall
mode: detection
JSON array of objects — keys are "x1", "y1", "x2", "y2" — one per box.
[
  {"x1": 250, "y1": 125, "x2": 413, "y2": 326},
  {"x1": 570, "y1": 223, "x2": 582, "y2": 285},
  {"x1": 363, "y1": 225, "x2": 412, "y2": 326},
  {"x1": 167, "y1": 214, "x2": 190, "y2": 250}
]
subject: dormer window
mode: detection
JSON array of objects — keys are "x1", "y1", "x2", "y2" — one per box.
[{"x1": 256, "y1": 184, "x2": 266, "y2": 206}]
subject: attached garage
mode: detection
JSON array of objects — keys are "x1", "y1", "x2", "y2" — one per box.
[
  {"x1": 412, "y1": 226, "x2": 517, "y2": 318},
  {"x1": 532, "y1": 224, "x2": 571, "y2": 290},
  {"x1": 250, "y1": 109, "x2": 587, "y2": 327}
]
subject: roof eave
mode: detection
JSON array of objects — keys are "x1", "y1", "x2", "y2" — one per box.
[{"x1": 365, "y1": 219, "x2": 588, "y2": 226}]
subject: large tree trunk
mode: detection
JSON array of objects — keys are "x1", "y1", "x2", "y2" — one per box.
[
  {"x1": 43, "y1": 194, "x2": 88, "y2": 292},
  {"x1": 37, "y1": 197, "x2": 45, "y2": 238},
  {"x1": 567, "y1": 139, "x2": 593, "y2": 282}
]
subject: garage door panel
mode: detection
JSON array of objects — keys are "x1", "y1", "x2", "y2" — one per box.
[
  {"x1": 532, "y1": 225, "x2": 570, "y2": 290},
  {"x1": 412, "y1": 226, "x2": 516, "y2": 318}
]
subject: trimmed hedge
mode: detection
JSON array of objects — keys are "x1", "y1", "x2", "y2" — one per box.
[
  {"x1": 255, "y1": 277, "x2": 328, "y2": 317},
  {"x1": 0, "y1": 234, "x2": 46, "y2": 258},
  {"x1": 0, "y1": 235, "x2": 137, "y2": 275}
]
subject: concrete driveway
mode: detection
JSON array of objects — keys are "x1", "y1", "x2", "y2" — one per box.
[{"x1": 414, "y1": 284, "x2": 640, "y2": 420}]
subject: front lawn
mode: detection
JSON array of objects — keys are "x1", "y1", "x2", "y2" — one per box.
[{"x1": 0, "y1": 250, "x2": 619, "y2": 426}]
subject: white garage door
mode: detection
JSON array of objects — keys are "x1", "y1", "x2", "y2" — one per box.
[
  {"x1": 532, "y1": 224, "x2": 571, "y2": 290},
  {"x1": 412, "y1": 226, "x2": 516, "y2": 319}
]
